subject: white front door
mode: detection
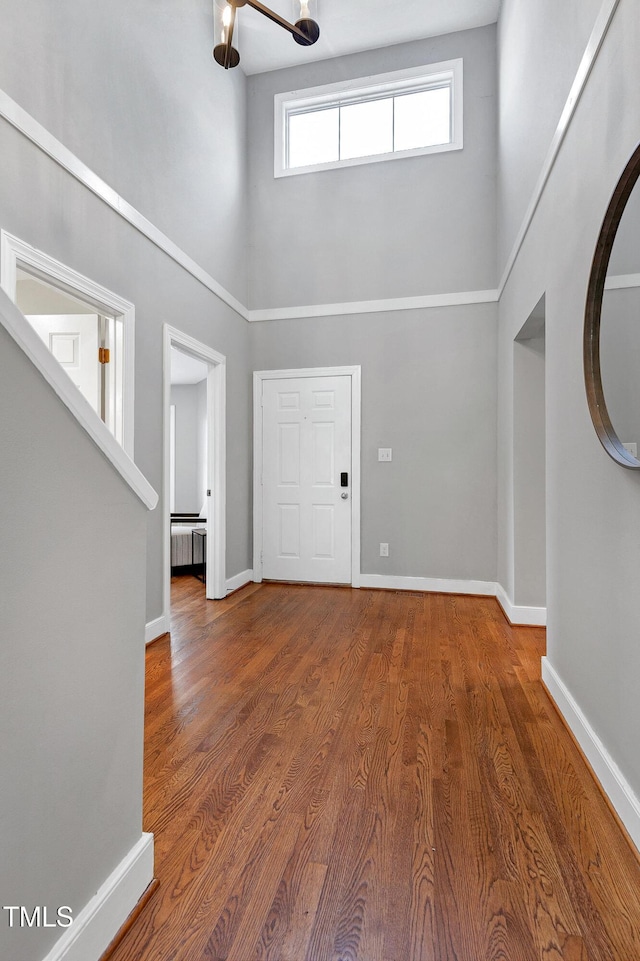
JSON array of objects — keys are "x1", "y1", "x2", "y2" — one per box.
[
  {"x1": 262, "y1": 374, "x2": 352, "y2": 584},
  {"x1": 26, "y1": 313, "x2": 100, "y2": 414}
]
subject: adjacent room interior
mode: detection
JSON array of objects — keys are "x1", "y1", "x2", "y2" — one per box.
[{"x1": 169, "y1": 346, "x2": 209, "y2": 586}]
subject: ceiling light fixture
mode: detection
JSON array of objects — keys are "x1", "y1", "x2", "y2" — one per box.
[{"x1": 213, "y1": 0, "x2": 319, "y2": 69}]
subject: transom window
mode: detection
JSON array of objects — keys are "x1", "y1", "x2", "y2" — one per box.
[{"x1": 275, "y1": 59, "x2": 463, "y2": 178}]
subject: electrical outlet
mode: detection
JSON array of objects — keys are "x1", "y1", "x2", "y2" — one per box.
[
  {"x1": 378, "y1": 448, "x2": 392, "y2": 462},
  {"x1": 380, "y1": 543, "x2": 389, "y2": 557}
]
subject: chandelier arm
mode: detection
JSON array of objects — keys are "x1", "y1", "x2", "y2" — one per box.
[
  {"x1": 223, "y1": 3, "x2": 238, "y2": 69},
  {"x1": 242, "y1": 0, "x2": 312, "y2": 43}
]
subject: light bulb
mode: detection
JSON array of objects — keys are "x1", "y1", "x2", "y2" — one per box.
[
  {"x1": 299, "y1": 0, "x2": 310, "y2": 17},
  {"x1": 222, "y1": 4, "x2": 232, "y2": 26}
]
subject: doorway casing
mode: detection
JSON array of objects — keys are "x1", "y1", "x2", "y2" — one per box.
[
  {"x1": 163, "y1": 326, "x2": 226, "y2": 620},
  {"x1": 253, "y1": 365, "x2": 361, "y2": 587},
  {"x1": 1, "y1": 230, "x2": 135, "y2": 455}
]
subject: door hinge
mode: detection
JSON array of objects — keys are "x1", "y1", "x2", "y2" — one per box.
[{"x1": 98, "y1": 347, "x2": 110, "y2": 365}]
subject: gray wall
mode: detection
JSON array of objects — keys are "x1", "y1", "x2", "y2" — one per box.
[
  {"x1": 171, "y1": 382, "x2": 207, "y2": 513},
  {"x1": 0, "y1": 304, "x2": 148, "y2": 961},
  {"x1": 0, "y1": 0, "x2": 254, "y2": 619},
  {"x1": 252, "y1": 304, "x2": 498, "y2": 582},
  {"x1": 0, "y1": 0, "x2": 248, "y2": 304},
  {"x1": 498, "y1": 0, "x2": 640, "y2": 806},
  {"x1": 249, "y1": 24, "x2": 499, "y2": 586},
  {"x1": 496, "y1": 0, "x2": 605, "y2": 271},
  {"x1": 247, "y1": 25, "x2": 497, "y2": 308}
]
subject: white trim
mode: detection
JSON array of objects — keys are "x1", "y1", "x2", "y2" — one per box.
[
  {"x1": 226, "y1": 569, "x2": 254, "y2": 593},
  {"x1": 0, "y1": 88, "x2": 247, "y2": 321},
  {"x1": 163, "y1": 327, "x2": 227, "y2": 633},
  {"x1": 40, "y1": 833, "x2": 154, "y2": 961},
  {"x1": 145, "y1": 614, "x2": 170, "y2": 646},
  {"x1": 360, "y1": 574, "x2": 497, "y2": 596},
  {"x1": 542, "y1": 658, "x2": 640, "y2": 854},
  {"x1": 604, "y1": 272, "x2": 640, "y2": 290},
  {"x1": 498, "y1": 0, "x2": 622, "y2": 296},
  {"x1": 253, "y1": 365, "x2": 361, "y2": 588},
  {"x1": 247, "y1": 288, "x2": 499, "y2": 322},
  {"x1": 0, "y1": 284, "x2": 156, "y2": 509},
  {"x1": 274, "y1": 59, "x2": 463, "y2": 179},
  {"x1": 358, "y1": 576, "x2": 547, "y2": 626},
  {"x1": 495, "y1": 582, "x2": 547, "y2": 627},
  {"x1": 1, "y1": 230, "x2": 136, "y2": 457}
]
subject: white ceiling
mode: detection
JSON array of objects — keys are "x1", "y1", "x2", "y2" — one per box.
[
  {"x1": 237, "y1": 0, "x2": 502, "y2": 75},
  {"x1": 171, "y1": 347, "x2": 209, "y2": 385}
]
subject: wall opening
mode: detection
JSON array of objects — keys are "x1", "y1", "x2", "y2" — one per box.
[
  {"x1": 513, "y1": 294, "x2": 546, "y2": 608},
  {"x1": 1, "y1": 231, "x2": 135, "y2": 456}
]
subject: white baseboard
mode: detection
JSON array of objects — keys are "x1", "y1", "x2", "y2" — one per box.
[
  {"x1": 145, "y1": 614, "x2": 169, "y2": 645},
  {"x1": 495, "y1": 583, "x2": 547, "y2": 626},
  {"x1": 358, "y1": 576, "x2": 547, "y2": 626},
  {"x1": 149, "y1": 573, "x2": 544, "y2": 627},
  {"x1": 359, "y1": 574, "x2": 497, "y2": 596},
  {"x1": 41, "y1": 832, "x2": 154, "y2": 961},
  {"x1": 542, "y1": 658, "x2": 640, "y2": 853},
  {"x1": 226, "y1": 569, "x2": 254, "y2": 593}
]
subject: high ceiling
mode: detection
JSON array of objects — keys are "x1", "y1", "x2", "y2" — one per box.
[{"x1": 237, "y1": 0, "x2": 502, "y2": 75}]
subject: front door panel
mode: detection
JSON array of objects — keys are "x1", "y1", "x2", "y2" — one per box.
[{"x1": 262, "y1": 375, "x2": 352, "y2": 584}]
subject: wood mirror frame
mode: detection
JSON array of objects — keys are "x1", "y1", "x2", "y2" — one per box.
[{"x1": 585, "y1": 141, "x2": 640, "y2": 468}]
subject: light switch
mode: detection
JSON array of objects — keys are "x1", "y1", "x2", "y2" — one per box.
[{"x1": 378, "y1": 448, "x2": 392, "y2": 462}]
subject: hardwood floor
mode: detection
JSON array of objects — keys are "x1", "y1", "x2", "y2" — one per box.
[{"x1": 106, "y1": 579, "x2": 640, "y2": 961}]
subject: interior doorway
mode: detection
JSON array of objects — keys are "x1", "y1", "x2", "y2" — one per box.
[
  {"x1": 169, "y1": 348, "x2": 209, "y2": 585},
  {"x1": 163, "y1": 326, "x2": 226, "y2": 615}
]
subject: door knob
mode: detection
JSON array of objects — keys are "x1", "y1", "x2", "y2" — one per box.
[{"x1": 341, "y1": 492, "x2": 348, "y2": 499}]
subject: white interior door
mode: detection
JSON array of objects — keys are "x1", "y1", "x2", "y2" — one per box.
[
  {"x1": 26, "y1": 313, "x2": 100, "y2": 414},
  {"x1": 262, "y1": 374, "x2": 352, "y2": 584}
]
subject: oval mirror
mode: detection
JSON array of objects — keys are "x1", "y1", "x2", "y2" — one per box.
[{"x1": 585, "y1": 142, "x2": 640, "y2": 468}]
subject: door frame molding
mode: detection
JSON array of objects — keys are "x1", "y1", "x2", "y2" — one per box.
[
  {"x1": 253, "y1": 365, "x2": 361, "y2": 587},
  {"x1": 1, "y1": 230, "x2": 135, "y2": 455},
  {"x1": 163, "y1": 325, "x2": 226, "y2": 612}
]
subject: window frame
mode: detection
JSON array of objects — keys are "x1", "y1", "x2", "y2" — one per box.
[{"x1": 274, "y1": 59, "x2": 463, "y2": 179}]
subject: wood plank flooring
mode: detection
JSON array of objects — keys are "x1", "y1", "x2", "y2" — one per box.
[{"x1": 106, "y1": 579, "x2": 640, "y2": 961}]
